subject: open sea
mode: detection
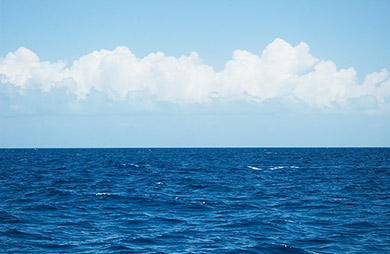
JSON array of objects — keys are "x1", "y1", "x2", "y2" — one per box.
[{"x1": 0, "y1": 148, "x2": 389, "y2": 253}]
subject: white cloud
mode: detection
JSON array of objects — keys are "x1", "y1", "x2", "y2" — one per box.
[
  {"x1": 0, "y1": 38, "x2": 389, "y2": 111},
  {"x1": 0, "y1": 47, "x2": 68, "y2": 92}
]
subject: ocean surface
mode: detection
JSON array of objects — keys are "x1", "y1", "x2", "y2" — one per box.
[{"x1": 1, "y1": 148, "x2": 389, "y2": 253}]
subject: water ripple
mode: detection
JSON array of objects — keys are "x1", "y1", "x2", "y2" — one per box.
[{"x1": 1, "y1": 148, "x2": 390, "y2": 253}]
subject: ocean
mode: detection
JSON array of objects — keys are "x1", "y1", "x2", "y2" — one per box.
[{"x1": 0, "y1": 148, "x2": 389, "y2": 253}]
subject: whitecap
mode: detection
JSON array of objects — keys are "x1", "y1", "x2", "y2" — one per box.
[
  {"x1": 248, "y1": 166, "x2": 261, "y2": 170},
  {"x1": 270, "y1": 166, "x2": 284, "y2": 170},
  {"x1": 96, "y1": 192, "x2": 113, "y2": 196}
]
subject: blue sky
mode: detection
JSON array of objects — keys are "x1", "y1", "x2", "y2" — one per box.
[{"x1": 0, "y1": 0, "x2": 389, "y2": 147}]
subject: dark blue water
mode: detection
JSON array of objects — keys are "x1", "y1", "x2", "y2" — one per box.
[{"x1": 1, "y1": 148, "x2": 389, "y2": 253}]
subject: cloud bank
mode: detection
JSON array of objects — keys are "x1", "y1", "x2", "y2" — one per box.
[{"x1": 1, "y1": 38, "x2": 389, "y2": 113}]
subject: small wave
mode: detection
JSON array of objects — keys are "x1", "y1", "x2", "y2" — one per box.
[
  {"x1": 270, "y1": 166, "x2": 284, "y2": 170},
  {"x1": 248, "y1": 166, "x2": 261, "y2": 170},
  {"x1": 254, "y1": 243, "x2": 306, "y2": 253},
  {"x1": 115, "y1": 163, "x2": 140, "y2": 169},
  {"x1": 153, "y1": 216, "x2": 183, "y2": 224},
  {"x1": 5, "y1": 228, "x2": 53, "y2": 241},
  {"x1": 37, "y1": 243, "x2": 76, "y2": 250},
  {"x1": 130, "y1": 237, "x2": 158, "y2": 244},
  {"x1": 116, "y1": 163, "x2": 151, "y2": 169},
  {"x1": 344, "y1": 221, "x2": 376, "y2": 229},
  {"x1": 0, "y1": 211, "x2": 25, "y2": 224},
  {"x1": 95, "y1": 192, "x2": 115, "y2": 196}
]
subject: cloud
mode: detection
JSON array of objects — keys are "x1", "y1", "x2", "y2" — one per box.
[{"x1": 0, "y1": 38, "x2": 389, "y2": 112}]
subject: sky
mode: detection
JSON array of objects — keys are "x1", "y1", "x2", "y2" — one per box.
[{"x1": 0, "y1": 0, "x2": 389, "y2": 147}]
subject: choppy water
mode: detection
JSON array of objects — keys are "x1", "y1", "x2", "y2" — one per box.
[{"x1": 1, "y1": 148, "x2": 389, "y2": 253}]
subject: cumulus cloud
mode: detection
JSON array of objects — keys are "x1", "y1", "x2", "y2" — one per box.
[{"x1": 0, "y1": 38, "x2": 389, "y2": 112}]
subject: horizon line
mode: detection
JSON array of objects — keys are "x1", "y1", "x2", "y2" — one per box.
[{"x1": 1, "y1": 146, "x2": 389, "y2": 149}]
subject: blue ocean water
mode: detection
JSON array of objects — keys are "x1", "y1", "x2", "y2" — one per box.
[{"x1": 0, "y1": 148, "x2": 389, "y2": 253}]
